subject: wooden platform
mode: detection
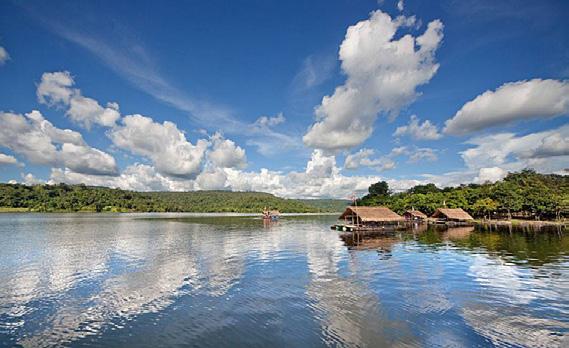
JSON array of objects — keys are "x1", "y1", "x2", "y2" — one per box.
[
  {"x1": 331, "y1": 224, "x2": 404, "y2": 232},
  {"x1": 427, "y1": 220, "x2": 474, "y2": 226}
]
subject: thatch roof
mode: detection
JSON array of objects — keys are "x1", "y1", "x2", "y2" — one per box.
[
  {"x1": 339, "y1": 206, "x2": 404, "y2": 222},
  {"x1": 431, "y1": 208, "x2": 474, "y2": 221},
  {"x1": 404, "y1": 210, "x2": 428, "y2": 219}
]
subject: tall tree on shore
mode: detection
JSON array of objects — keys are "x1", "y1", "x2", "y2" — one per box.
[
  {"x1": 472, "y1": 198, "x2": 498, "y2": 220},
  {"x1": 368, "y1": 181, "x2": 389, "y2": 197}
]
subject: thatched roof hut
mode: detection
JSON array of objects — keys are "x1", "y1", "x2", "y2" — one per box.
[
  {"x1": 403, "y1": 210, "x2": 428, "y2": 221},
  {"x1": 431, "y1": 208, "x2": 474, "y2": 222},
  {"x1": 339, "y1": 206, "x2": 404, "y2": 224}
]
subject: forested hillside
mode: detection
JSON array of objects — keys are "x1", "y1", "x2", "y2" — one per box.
[
  {"x1": 358, "y1": 170, "x2": 569, "y2": 220},
  {"x1": 0, "y1": 184, "x2": 335, "y2": 213}
]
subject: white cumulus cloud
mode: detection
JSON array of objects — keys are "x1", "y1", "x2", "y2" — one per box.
[
  {"x1": 22, "y1": 173, "x2": 44, "y2": 185},
  {"x1": 195, "y1": 168, "x2": 228, "y2": 190},
  {"x1": 67, "y1": 97, "x2": 120, "y2": 129},
  {"x1": 0, "y1": 111, "x2": 58, "y2": 165},
  {"x1": 408, "y1": 147, "x2": 438, "y2": 162},
  {"x1": 0, "y1": 110, "x2": 118, "y2": 175},
  {"x1": 520, "y1": 132, "x2": 569, "y2": 159},
  {"x1": 0, "y1": 153, "x2": 19, "y2": 166},
  {"x1": 207, "y1": 133, "x2": 247, "y2": 169},
  {"x1": 108, "y1": 114, "x2": 208, "y2": 178},
  {"x1": 0, "y1": 46, "x2": 10, "y2": 65},
  {"x1": 60, "y1": 143, "x2": 118, "y2": 176},
  {"x1": 305, "y1": 150, "x2": 338, "y2": 178},
  {"x1": 224, "y1": 150, "x2": 424, "y2": 198},
  {"x1": 344, "y1": 148, "x2": 396, "y2": 172},
  {"x1": 303, "y1": 10, "x2": 443, "y2": 151},
  {"x1": 444, "y1": 79, "x2": 569, "y2": 135},
  {"x1": 393, "y1": 115, "x2": 441, "y2": 140},
  {"x1": 345, "y1": 145, "x2": 437, "y2": 170},
  {"x1": 461, "y1": 124, "x2": 569, "y2": 173},
  {"x1": 474, "y1": 167, "x2": 507, "y2": 184},
  {"x1": 47, "y1": 148, "x2": 436, "y2": 198},
  {"x1": 50, "y1": 164, "x2": 196, "y2": 192},
  {"x1": 37, "y1": 71, "x2": 75, "y2": 106},
  {"x1": 253, "y1": 113, "x2": 285, "y2": 128},
  {"x1": 37, "y1": 71, "x2": 120, "y2": 128}
]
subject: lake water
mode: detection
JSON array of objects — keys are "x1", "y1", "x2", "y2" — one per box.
[{"x1": 0, "y1": 213, "x2": 567, "y2": 347}]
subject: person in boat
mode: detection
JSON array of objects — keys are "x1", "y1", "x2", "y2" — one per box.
[{"x1": 262, "y1": 207, "x2": 280, "y2": 220}]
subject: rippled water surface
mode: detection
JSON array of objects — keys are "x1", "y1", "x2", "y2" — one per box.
[{"x1": 0, "y1": 213, "x2": 568, "y2": 347}]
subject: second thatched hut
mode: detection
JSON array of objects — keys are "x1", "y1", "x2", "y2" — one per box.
[
  {"x1": 338, "y1": 206, "x2": 404, "y2": 227},
  {"x1": 403, "y1": 209, "x2": 428, "y2": 222},
  {"x1": 431, "y1": 208, "x2": 474, "y2": 224}
]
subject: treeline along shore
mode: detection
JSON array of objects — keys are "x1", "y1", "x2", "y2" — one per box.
[
  {"x1": 0, "y1": 169, "x2": 567, "y2": 218},
  {"x1": 0, "y1": 184, "x2": 348, "y2": 213},
  {"x1": 358, "y1": 169, "x2": 568, "y2": 221}
]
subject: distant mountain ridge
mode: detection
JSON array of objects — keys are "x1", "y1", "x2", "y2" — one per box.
[{"x1": 0, "y1": 183, "x2": 347, "y2": 213}]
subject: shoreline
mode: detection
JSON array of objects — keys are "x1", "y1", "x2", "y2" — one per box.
[
  {"x1": 0, "y1": 209, "x2": 341, "y2": 216},
  {"x1": 475, "y1": 219, "x2": 567, "y2": 228}
]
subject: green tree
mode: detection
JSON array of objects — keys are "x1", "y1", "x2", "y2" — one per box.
[
  {"x1": 368, "y1": 181, "x2": 389, "y2": 196},
  {"x1": 492, "y1": 181, "x2": 523, "y2": 219},
  {"x1": 553, "y1": 194, "x2": 569, "y2": 221},
  {"x1": 409, "y1": 183, "x2": 440, "y2": 195},
  {"x1": 472, "y1": 198, "x2": 498, "y2": 219}
]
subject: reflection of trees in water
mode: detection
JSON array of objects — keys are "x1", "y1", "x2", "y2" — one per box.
[
  {"x1": 335, "y1": 223, "x2": 569, "y2": 347},
  {"x1": 4, "y1": 215, "x2": 568, "y2": 347},
  {"x1": 452, "y1": 229, "x2": 569, "y2": 266},
  {"x1": 395, "y1": 225, "x2": 569, "y2": 346},
  {"x1": 392, "y1": 224, "x2": 569, "y2": 267},
  {"x1": 342, "y1": 224, "x2": 569, "y2": 346}
]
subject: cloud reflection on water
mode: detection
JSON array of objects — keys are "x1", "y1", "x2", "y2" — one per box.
[{"x1": 0, "y1": 214, "x2": 567, "y2": 347}]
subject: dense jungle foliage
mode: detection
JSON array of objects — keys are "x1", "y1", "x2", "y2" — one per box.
[
  {"x1": 358, "y1": 170, "x2": 569, "y2": 220},
  {"x1": 0, "y1": 184, "x2": 343, "y2": 213}
]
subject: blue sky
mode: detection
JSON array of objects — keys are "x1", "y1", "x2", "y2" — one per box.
[{"x1": 0, "y1": 0, "x2": 568, "y2": 198}]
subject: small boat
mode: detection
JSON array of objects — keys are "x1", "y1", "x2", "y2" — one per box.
[{"x1": 262, "y1": 208, "x2": 280, "y2": 221}]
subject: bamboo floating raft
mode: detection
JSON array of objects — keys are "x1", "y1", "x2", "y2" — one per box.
[
  {"x1": 331, "y1": 206, "x2": 405, "y2": 233},
  {"x1": 330, "y1": 224, "x2": 404, "y2": 232}
]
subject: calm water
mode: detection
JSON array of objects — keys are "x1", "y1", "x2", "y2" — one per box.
[{"x1": 0, "y1": 214, "x2": 567, "y2": 347}]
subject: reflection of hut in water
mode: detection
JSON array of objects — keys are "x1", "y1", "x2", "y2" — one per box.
[
  {"x1": 444, "y1": 226, "x2": 474, "y2": 241},
  {"x1": 403, "y1": 209, "x2": 428, "y2": 222},
  {"x1": 431, "y1": 208, "x2": 474, "y2": 225},
  {"x1": 335, "y1": 206, "x2": 404, "y2": 231},
  {"x1": 340, "y1": 233, "x2": 401, "y2": 253},
  {"x1": 409, "y1": 222, "x2": 429, "y2": 234}
]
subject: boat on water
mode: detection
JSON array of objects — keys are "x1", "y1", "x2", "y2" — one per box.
[{"x1": 262, "y1": 208, "x2": 280, "y2": 221}]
